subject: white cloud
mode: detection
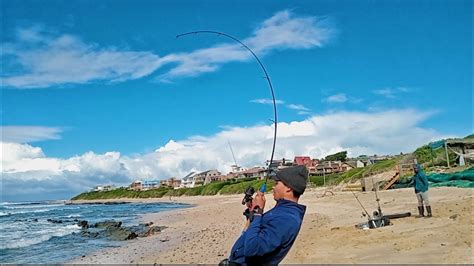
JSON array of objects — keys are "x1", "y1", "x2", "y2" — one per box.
[
  {"x1": 373, "y1": 87, "x2": 411, "y2": 98},
  {"x1": 250, "y1": 98, "x2": 285, "y2": 105},
  {"x1": 246, "y1": 10, "x2": 335, "y2": 52},
  {"x1": 2, "y1": 28, "x2": 163, "y2": 88},
  {"x1": 1, "y1": 109, "x2": 447, "y2": 200},
  {"x1": 2, "y1": 11, "x2": 335, "y2": 88},
  {"x1": 159, "y1": 10, "x2": 335, "y2": 81},
  {"x1": 286, "y1": 104, "x2": 310, "y2": 111},
  {"x1": 1, "y1": 126, "x2": 63, "y2": 143},
  {"x1": 1, "y1": 142, "x2": 45, "y2": 164},
  {"x1": 324, "y1": 93, "x2": 348, "y2": 103}
]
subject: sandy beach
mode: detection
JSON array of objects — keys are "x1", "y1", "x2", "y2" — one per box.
[{"x1": 69, "y1": 187, "x2": 473, "y2": 264}]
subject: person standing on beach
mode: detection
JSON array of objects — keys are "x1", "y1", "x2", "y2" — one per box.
[
  {"x1": 225, "y1": 165, "x2": 308, "y2": 266},
  {"x1": 411, "y1": 163, "x2": 432, "y2": 217}
]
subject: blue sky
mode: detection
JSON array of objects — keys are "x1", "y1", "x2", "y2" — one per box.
[{"x1": 1, "y1": 0, "x2": 472, "y2": 201}]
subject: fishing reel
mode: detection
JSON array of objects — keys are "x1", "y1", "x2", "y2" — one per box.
[
  {"x1": 242, "y1": 186, "x2": 260, "y2": 221},
  {"x1": 241, "y1": 186, "x2": 255, "y2": 206}
]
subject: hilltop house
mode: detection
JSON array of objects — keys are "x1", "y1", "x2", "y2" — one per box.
[
  {"x1": 129, "y1": 180, "x2": 161, "y2": 191},
  {"x1": 293, "y1": 156, "x2": 318, "y2": 174},
  {"x1": 315, "y1": 161, "x2": 354, "y2": 175},
  {"x1": 223, "y1": 172, "x2": 239, "y2": 180},
  {"x1": 160, "y1": 177, "x2": 181, "y2": 188},
  {"x1": 142, "y1": 180, "x2": 161, "y2": 190},
  {"x1": 180, "y1": 172, "x2": 197, "y2": 188},
  {"x1": 200, "y1": 169, "x2": 221, "y2": 185},
  {"x1": 91, "y1": 185, "x2": 115, "y2": 192},
  {"x1": 130, "y1": 181, "x2": 143, "y2": 191},
  {"x1": 237, "y1": 166, "x2": 267, "y2": 180},
  {"x1": 266, "y1": 158, "x2": 295, "y2": 170},
  {"x1": 230, "y1": 164, "x2": 246, "y2": 173},
  {"x1": 179, "y1": 169, "x2": 221, "y2": 187}
]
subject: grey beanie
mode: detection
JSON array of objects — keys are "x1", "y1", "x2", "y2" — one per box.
[{"x1": 272, "y1": 165, "x2": 309, "y2": 194}]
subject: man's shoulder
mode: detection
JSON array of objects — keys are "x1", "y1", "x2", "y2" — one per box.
[{"x1": 265, "y1": 206, "x2": 302, "y2": 224}]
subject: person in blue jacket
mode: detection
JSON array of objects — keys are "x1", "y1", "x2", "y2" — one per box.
[
  {"x1": 411, "y1": 163, "x2": 432, "y2": 217},
  {"x1": 227, "y1": 165, "x2": 308, "y2": 265}
]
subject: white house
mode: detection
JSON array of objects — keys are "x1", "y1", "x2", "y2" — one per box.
[
  {"x1": 92, "y1": 185, "x2": 115, "y2": 192},
  {"x1": 201, "y1": 169, "x2": 222, "y2": 185},
  {"x1": 236, "y1": 167, "x2": 267, "y2": 180},
  {"x1": 142, "y1": 180, "x2": 161, "y2": 190},
  {"x1": 180, "y1": 172, "x2": 197, "y2": 188}
]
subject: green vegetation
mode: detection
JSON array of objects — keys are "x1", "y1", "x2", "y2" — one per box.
[
  {"x1": 414, "y1": 134, "x2": 473, "y2": 167},
  {"x1": 324, "y1": 151, "x2": 347, "y2": 162},
  {"x1": 394, "y1": 167, "x2": 474, "y2": 189},
  {"x1": 71, "y1": 177, "x2": 276, "y2": 200},
  {"x1": 464, "y1": 134, "x2": 474, "y2": 139},
  {"x1": 414, "y1": 144, "x2": 457, "y2": 167},
  {"x1": 71, "y1": 187, "x2": 170, "y2": 200},
  {"x1": 309, "y1": 157, "x2": 400, "y2": 187}
]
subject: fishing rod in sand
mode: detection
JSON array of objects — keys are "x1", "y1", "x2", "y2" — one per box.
[
  {"x1": 372, "y1": 179, "x2": 383, "y2": 217},
  {"x1": 351, "y1": 190, "x2": 372, "y2": 220},
  {"x1": 351, "y1": 190, "x2": 379, "y2": 228},
  {"x1": 176, "y1": 31, "x2": 278, "y2": 194}
]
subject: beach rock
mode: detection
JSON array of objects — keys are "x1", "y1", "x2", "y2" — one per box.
[
  {"x1": 128, "y1": 224, "x2": 167, "y2": 237},
  {"x1": 81, "y1": 230, "x2": 100, "y2": 238},
  {"x1": 78, "y1": 219, "x2": 166, "y2": 241},
  {"x1": 103, "y1": 202, "x2": 128, "y2": 205},
  {"x1": 139, "y1": 222, "x2": 154, "y2": 227},
  {"x1": 94, "y1": 220, "x2": 122, "y2": 228},
  {"x1": 47, "y1": 219, "x2": 63, "y2": 224},
  {"x1": 148, "y1": 225, "x2": 167, "y2": 235},
  {"x1": 103, "y1": 226, "x2": 138, "y2": 241},
  {"x1": 78, "y1": 220, "x2": 89, "y2": 229}
]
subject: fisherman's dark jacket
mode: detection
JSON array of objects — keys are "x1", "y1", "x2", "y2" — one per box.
[
  {"x1": 229, "y1": 199, "x2": 306, "y2": 265},
  {"x1": 413, "y1": 164, "x2": 429, "y2": 193}
]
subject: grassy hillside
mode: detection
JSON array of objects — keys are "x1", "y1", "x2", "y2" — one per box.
[
  {"x1": 309, "y1": 157, "x2": 400, "y2": 186},
  {"x1": 413, "y1": 133, "x2": 473, "y2": 167},
  {"x1": 464, "y1": 134, "x2": 474, "y2": 139},
  {"x1": 71, "y1": 187, "x2": 170, "y2": 200},
  {"x1": 71, "y1": 177, "x2": 274, "y2": 200},
  {"x1": 413, "y1": 145, "x2": 457, "y2": 167}
]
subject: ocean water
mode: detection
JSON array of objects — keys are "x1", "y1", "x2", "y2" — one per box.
[{"x1": 0, "y1": 200, "x2": 191, "y2": 263}]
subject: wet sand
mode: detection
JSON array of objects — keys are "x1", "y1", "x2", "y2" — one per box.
[{"x1": 69, "y1": 187, "x2": 473, "y2": 264}]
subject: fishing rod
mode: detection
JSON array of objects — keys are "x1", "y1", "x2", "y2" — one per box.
[
  {"x1": 372, "y1": 179, "x2": 383, "y2": 216},
  {"x1": 228, "y1": 141, "x2": 238, "y2": 167},
  {"x1": 351, "y1": 190, "x2": 372, "y2": 220},
  {"x1": 176, "y1": 30, "x2": 278, "y2": 193}
]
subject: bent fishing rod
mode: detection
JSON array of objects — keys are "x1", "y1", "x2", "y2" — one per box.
[{"x1": 176, "y1": 31, "x2": 278, "y2": 193}]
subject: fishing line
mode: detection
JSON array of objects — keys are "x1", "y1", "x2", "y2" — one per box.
[{"x1": 176, "y1": 31, "x2": 278, "y2": 192}]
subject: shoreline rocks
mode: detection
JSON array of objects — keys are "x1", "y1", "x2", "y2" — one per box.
[{"x1": 76, "y1": 219, "x2": 167, "y2": 241}]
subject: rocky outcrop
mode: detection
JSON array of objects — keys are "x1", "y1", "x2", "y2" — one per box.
[
  {"x1": 74, "y1": 219, "x2": 166, "y2": 241},
  {"x1": 94, "y1": 220, "x2": 122, "y2": 229}
]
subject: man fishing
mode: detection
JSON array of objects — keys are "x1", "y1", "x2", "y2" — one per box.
[
  {"x1": 226, "y1": 165, "x2": 308, "y2": 265},
  {"x1": 411, "y1": 163, "x2": 432, "y2": 217}
]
